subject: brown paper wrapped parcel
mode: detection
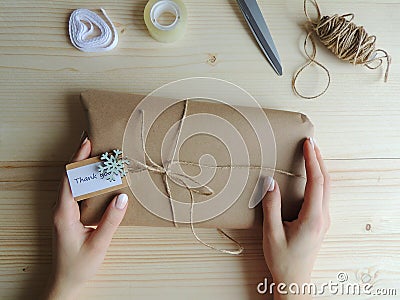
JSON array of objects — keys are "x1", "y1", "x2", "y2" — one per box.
[{"x1": 79, "y1": 90, "x2": 314, "y2": 228}]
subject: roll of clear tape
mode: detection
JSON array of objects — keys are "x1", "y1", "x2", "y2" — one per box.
[{"x1": 144, "y1": 0, "x2": 187, "y2": 43}]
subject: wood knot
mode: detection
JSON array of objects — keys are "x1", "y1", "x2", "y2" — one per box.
[
  {"x1": 114, "y1": 22, "x2": 126, "y2": 34},
  {"x1": 361, "y1": 273, "x2": 372, "y2": 283},
  {"x1": 356, "y1": 268, "x2": 378, "y2": 286},
  {"x1": 365, "y1": 223, "x2": 372, "y2": 231},
  {"x1": 207, "y1": 54, "x2": 217, "y2": 66}
]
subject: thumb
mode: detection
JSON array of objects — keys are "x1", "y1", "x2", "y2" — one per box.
[
  {"x1": 262, "y1": 177, "x2": 284, "y2": 240},
  {"x1": 88, "y1": 194, "x2": 128, "y2": 251}
]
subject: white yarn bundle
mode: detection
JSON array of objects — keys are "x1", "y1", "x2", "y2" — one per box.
[{"x1": 69, "y1": 8, "x2": 118, "y2": 52}]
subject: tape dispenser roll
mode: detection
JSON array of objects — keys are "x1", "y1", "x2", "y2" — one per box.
[{"x1": 144, "y1": 0, "x2": 187, "y2": 43}]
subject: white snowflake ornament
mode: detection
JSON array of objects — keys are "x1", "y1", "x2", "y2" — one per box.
[{"x1": 98, "y1": 149, "x2": 130, "y2": 182}]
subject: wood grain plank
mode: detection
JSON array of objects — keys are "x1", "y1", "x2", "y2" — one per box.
[
  {"x1": 0, "y1": 159, "x2": 399, "y2": 234},
  {"x1": 0, "y1": 227, "x2": 398, "y2": 299},
  {"x1": 0, "y1": 0, "x2": 399, "y2": 299},
  {"x1": 0, "y1": 1, "x2": 399, "y2": 160}
]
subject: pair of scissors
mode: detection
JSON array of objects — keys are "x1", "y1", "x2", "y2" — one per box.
[{"x1": 237, "y1": 0, "x2": 282, "y2": 75}]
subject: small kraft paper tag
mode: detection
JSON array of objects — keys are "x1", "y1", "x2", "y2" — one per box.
[{"x1": 66, "y1": 157, "x2": 128, "y2": 201}]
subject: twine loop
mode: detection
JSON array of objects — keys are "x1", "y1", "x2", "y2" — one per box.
[
  {"x1": 293, "y1": 0, "x2": 391, "y2": 99},
  {"x1": 126, "y1": 100, "x2": 243, "y2": 255},
  {"x1": 125, "y1": 100, "x2": 304, "y2": 255}
]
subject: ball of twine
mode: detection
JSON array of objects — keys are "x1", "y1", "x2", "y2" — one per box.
[{"x1": 292, "y1": 0, "x2": 391, "y2": 100}]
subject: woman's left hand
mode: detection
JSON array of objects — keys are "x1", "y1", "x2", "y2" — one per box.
[{"x1": 45, "y1": 138, "x2": 129, "y2": 300}]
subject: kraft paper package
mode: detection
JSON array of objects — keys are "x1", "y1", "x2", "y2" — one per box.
[{"x1": 79, "y1": 90, "x2": 314, "y2": 228}]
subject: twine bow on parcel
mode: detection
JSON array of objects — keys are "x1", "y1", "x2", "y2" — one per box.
[{"x1": 122, "y1": 100, "x2": 304, "y2": 255}]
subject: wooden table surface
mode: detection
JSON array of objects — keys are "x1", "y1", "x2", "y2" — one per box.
[{"x1": 1, "y1": 0, "x2": 399, "y2": 299}]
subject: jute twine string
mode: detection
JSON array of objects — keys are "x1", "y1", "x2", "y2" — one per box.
[
  {"x1": 293, "y1": 0, "x2": 391, "y2": 100},
  {"x1": 126, "y1": 100, "x2": 304, "y2": 255}
]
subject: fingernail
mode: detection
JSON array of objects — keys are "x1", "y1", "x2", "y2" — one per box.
[
  {"x1": 80, "y1": 130, "x2": 88, "y2": 144},
  {"x1": 81, "y1": 137, "x2": 88, "y2": 147},
  {"x1": 115, "y1": 194, "x2": 128, "y2": 210},
  {"x1": 308, "y1": 137, "x2": 315, "y2": 150},
  {"x1": 264, "y1": 176, "x2": 275, "y2": 193}
]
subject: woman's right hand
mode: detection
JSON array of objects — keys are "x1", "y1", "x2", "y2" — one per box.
[{"x1": 262, "y1": 138, "x2": 331, "y2": 299}]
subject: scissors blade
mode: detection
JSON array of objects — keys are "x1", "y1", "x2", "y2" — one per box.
[{"x1": 237, "y1": 0, "x2": 282, "y2": 75}]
